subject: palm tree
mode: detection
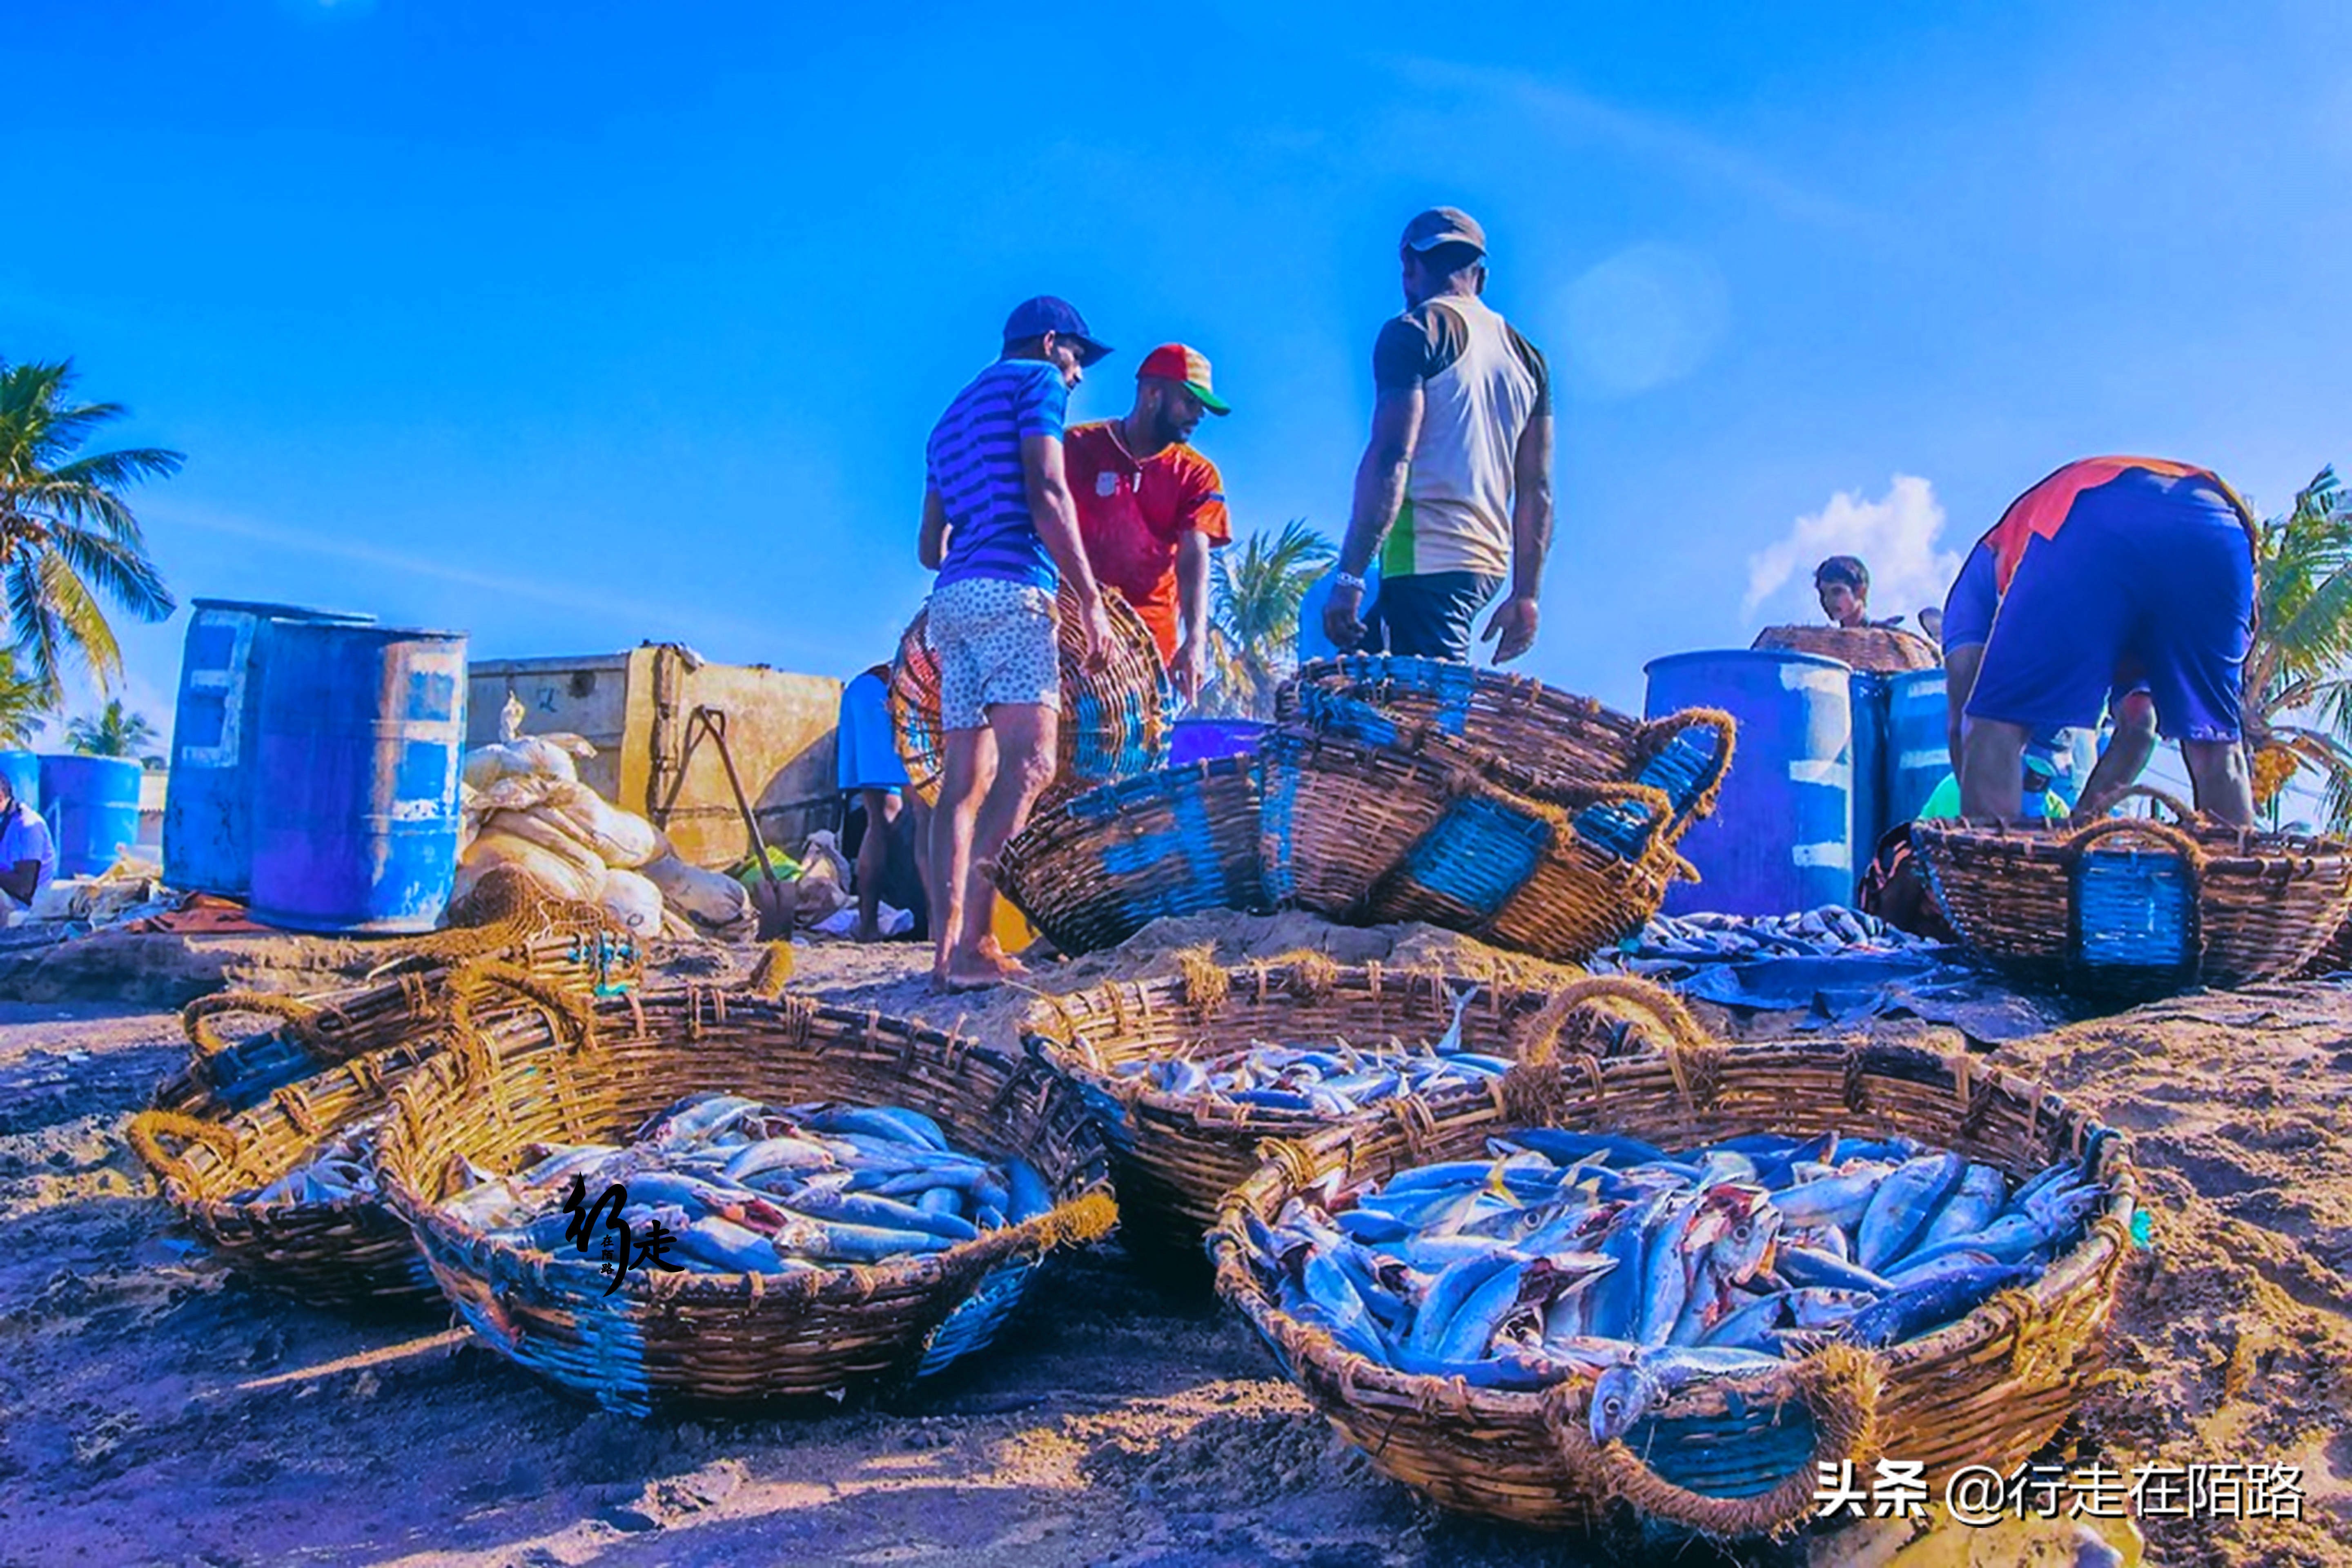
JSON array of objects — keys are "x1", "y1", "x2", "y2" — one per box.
[
  {"x1": 66, "y1": 699, "x2": 158, "y2": 759},
  {"x1": 0, "y1": 651, "x2": 51, "y2": 748},
  {"x1": 1199, "y1": 520, "x2": 1335, "y2": 719},
  {"x1": 0, "y1": 359, "x2": 182, "y2": 701},
  {"x1": 2243, "y1": 466, "x2": 2352, "y2": 829}
]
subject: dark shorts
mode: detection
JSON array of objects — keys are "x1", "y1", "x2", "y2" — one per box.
[
  {"x1": 1965, "y1": 470, "x2": 2254, "y2": 742},
  {"x1": 1363, "y1": 571, "x2": 1503, "y2": 662}
]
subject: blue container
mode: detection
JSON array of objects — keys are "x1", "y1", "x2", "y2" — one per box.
[
  {"x1": 0, "y1": 751, "x2": 39, "y2": 814},
  {"x1": 1169, "y1": 717, "x2": 1270, "y2": 767},
  {"x1": 1644, "y1": 650, "x2": 1855, "y2": 916},
  {"x1": 1884, "y1": 669, "x2": 1950, "y2": 828},
  {"x1": 249, "y1": 622, "x2": 468, "y2": 935},
  {"x1": 1849, "y1": 671, "x2": 1888, "y2": 858},
  {"x1": 165, "y1": 599, "x2": 377, "y2": 898},
  {"x1": 38, "y1": 754, "x2": 143, "y2": 879}
]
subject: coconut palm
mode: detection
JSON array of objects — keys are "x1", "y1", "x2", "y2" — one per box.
[
  {"x1": 0, "y1": 359, "x2": 182, "y2": 701},
  {"x1": 1198, "y1": 520, "x2": 1336, "y2": 719},
  {"x1": 65, "y1": 698, "x2": 158, "y2": 760},
  {"x1": 0, "y1": 652, "x2": 51, "y2": 748},
  {"x1": 2243, "y1": 466, "x2": 2352, "y2": 829}
]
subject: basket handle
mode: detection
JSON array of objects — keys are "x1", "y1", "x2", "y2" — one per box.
[
  {"x1": 2064, "y1": 813, "x2": 2208, "y2": 869},
  {"x1": 182, "y1": 991, "x2": 323, "y2": 1058},
  {"x1": 2107, "y1": 784, "x2": 2198, "y2": 823},
  {"x1": 1513, "y1": 976, "x2": 1706, "y2": 1068},
  {"x1": 126, "y1": 1108, "x2": 242, "y2": 1189},
  {"x1": 1630, "y1": 707, "x2": 1737, "y2": 808},
  {"x1": 1537, "y1": 1344, "x2": 1882, "y2": 1539},
  {"x1": 1547, "y1": 779, "x2": 1677, "y2": 871},
  {"x1": 445, "y1": 957, "x2": 597, "y2": 1047}
]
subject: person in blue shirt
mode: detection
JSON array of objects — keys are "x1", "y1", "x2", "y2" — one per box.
[
  {"x1": 917, "y1": 296, "x2": 1115, "y2": 992},
  {"x1": 0, "y1": 772, "x2": 58, "y2": 911}
]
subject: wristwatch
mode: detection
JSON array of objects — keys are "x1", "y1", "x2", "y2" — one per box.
[{"x1": 1333, "y1": 570, "x2": 1366, "y2": 592}]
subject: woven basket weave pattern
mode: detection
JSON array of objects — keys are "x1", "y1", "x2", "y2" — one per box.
[
  {"x1": 375, "y1": 987, "x2": 1117, "y2": 1413},
  {"x1": 1207, "y1": 1039, "x2": 2136, "y2": 1537}
]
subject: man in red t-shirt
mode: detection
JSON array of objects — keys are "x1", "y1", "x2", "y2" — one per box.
[{"x1": 1063, "y1": 343, "x2": 1234, "y2": 700}]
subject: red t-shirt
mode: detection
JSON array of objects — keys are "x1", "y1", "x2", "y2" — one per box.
[{"x1": 1064, "y1": 421, "x2": 1232, "y2": 661}]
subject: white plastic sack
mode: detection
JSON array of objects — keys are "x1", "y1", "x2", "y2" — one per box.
[
  {"x1": 537, "y1": 782, "x2": 662, "y2": 869},
  {"x1": 599, "y1": 868, "x2": 664, "y2": 935},
  {"x1": 642, "y1": 852, "x2": 754, "y2": 929},
  {"x1": 461, "y1": 737, "x2": 578, "y2": 792},
  {"x1": 454, "y1": 831, "x2": 606, "y2": 905}
]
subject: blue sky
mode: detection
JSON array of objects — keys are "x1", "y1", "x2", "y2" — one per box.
[{"x1": 9, "y1": 0, "x2": 2350, "y2": 745}]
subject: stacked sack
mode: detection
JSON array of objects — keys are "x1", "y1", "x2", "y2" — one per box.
[{"x1": 454, "y1": 734, "x2": 755, "y2": 939}]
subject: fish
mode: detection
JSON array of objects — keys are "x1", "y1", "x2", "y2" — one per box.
[
  {"x1": 1856, "y1": 1153, "x2": 1966, "y2": 1271},
  {"x1": 1843, "y1": 1263, "x2": 2038, "y2": 1348}
]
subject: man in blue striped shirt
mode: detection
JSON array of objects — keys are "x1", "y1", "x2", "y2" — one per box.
[{"x1": 918, "y1": 296, "x2": 1115, "y2": 991}]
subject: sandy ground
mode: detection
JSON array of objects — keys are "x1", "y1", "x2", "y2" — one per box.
[{"x1": 0, "y1": 919, "x2": 2345, "y2": 1567}]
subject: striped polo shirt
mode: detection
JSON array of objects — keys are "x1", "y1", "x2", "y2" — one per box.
[{"x1": 927, "y1": 358, "x2": 1070, "y2": 591}]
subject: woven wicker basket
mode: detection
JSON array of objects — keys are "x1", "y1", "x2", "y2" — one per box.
[
  {"x1": 130, "y1": 966, "x2": 597, "y2": 1307},
  {"x1": 996, "y1": 755, "x2": 1268, "y2": 957},
  {"x1": 1276, "y1": 657, "x2": 1734, "y2": 836},
  {"x1": 1751, "y1": 624, "x2": 1941, "y2": 674},
  {"x1": 1257, "y1": 727, "x2": 1464, "y2": 918},
  {"x1": 178, "y1": 881, "x2": 641, "y2": 1112},
  {"x1": 1365, "y1": 770, "x2": 1686, "y2": 965},
  {"x1": 1023, "y1": 960, "x2": 1700, "y2": 1244},
  {"x1": 375, "y1": 987, "x2": 1118, "y2": 1414},
  {"x1": 1207, "y1": 1036, "x2": 2137, "y2": 1539},
  {"x1": 1911, "y1": 789, "x2": 2352, "y2": 997},
  {"x1": 888, "y1": 583, "x2": 1174, "y2": 810}
]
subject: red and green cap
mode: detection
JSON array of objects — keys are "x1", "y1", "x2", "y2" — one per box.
[{"x1": 1136, "y1": 343, "x2": 1231, "y2": 416}]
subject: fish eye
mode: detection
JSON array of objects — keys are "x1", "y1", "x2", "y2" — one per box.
[
  {"x1": 1735, "y1": 1224, "x2": 1751, "y2": 1244},
  {"x1": 1601, "y1": 1397, "x2": 1621, "y2": 1417}
]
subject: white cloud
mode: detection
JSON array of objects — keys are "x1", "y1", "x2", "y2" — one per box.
[{"x1": 1744, "y1": 475, "x2": 1961, "y2": 630}]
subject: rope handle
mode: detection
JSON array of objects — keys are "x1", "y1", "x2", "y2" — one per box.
[
  {"x1": 2064, "y1": 813, "x2": 2208, "y2": 869},
  {"x1": 445, "y1": 958, "x2": 597, "y2": 1047},
  {"x1": 1629, "y1": 707, "x2": 1737, "y2": 798},
  {"x1": 126, "y1": 1109, "x2": 242, "y2": 1189},
  {"x1": 1513, "y1": 976, "x2": 1706, "y2": 1069},
  {"x1": 182, "y1": 992, "x2": 323, "y2": 1058},
  {"x1": 1545, "y1": 778, "x2": 1678, "y2": 870},
  {"x1": 1537, "y1": 1344, "x2": 1882, "y2": 1539},
  {"x1": 2109, "y1": 784, "x2": 2198, "y2": 823}
]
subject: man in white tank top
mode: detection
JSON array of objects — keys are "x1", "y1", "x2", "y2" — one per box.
[{"x1": 1323, "y1": 207, "x2": 1554, "y2": 664}]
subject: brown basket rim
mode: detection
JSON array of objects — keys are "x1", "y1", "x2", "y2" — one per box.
[
  {"x1": 376, "y1": 986, "x2": 1118, "y2": 1310},
  {"x1": 1206, "y1": 1036, "x2": 2136, "y2": 1421}
]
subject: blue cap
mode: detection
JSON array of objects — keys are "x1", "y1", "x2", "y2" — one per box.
[{"x1": 1002, "y1": 296, "x2": 1112, "y2": 366}]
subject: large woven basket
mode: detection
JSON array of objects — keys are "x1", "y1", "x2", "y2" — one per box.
[
  {"x1": 996, "y1": 754, "x2": 1267, "y2": 957},
  {"x1": 1207, "y1": 1036, "x2": 2137, "y2": 1539},
  {"x1": 1364, "y1": 768, "x2": 1687, "y2": 965},
  {"x1": 376, "y1": 987, "x2": 1118, "y2": 1414},
  {"x1": 1276, "y1": 657, "x2": 1734, "y2": 835},
  {"x1": 1751, "y1": 624, "x2": 1941, "y2": 673},
  {"x1": 1911, "y1": 788, "x2": 2352, "y2": 997},
  {"x1": 1257, "y1": 727, "x2": 1461, "y2": 917},
  {"x1": 130, "y1": 965, "x2": 596, "y2": 1307},
  {"x1": 178, "y1": 880, "x2": 641, "y2": 1112},
  {"x1": 888, "y1": 582, "x2": 1174, "y2": 810},
  {"x1": 1023, "y1": 960, "x2": 1699, "y2": 1244}
]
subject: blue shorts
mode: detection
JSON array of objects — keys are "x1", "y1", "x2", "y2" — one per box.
[
  {"x1": 1965, "y1": 470, "x2": 2253, "y2": 742},
  {"x1": 837, "y1": 669, "x2": 911, "y2": 793}
]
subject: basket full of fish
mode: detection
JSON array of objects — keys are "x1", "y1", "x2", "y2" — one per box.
[
  {"x1": 375, "y1": 987, "x2": 1117, "y2": 1414},
  {"x1": 996, "y1": 754, "x2": 1269, "y2": 958},
  {"x1": 1024, "y1": 957, "x2": 1700, "y2": 1244},
  {"x1": 1911, "y1": 787, "x2": 2352, "y2": 998},
  {"x1": 1207, "y1": 1037, "x2": 2136, "y2": 1539}
]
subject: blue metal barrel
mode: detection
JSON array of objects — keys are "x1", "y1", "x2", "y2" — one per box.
[
  {"x1": 38, "y1": 755, "x2": 144, "y2": 879},
  {"x1": 1884, "y1": 669, "x2": 1950, "y2": 827},
  {"x1": 249, "y1": 622, "x2": 468, "y2": 934},
  {"x1": 165, "y1": 599, "x2": 377, "y2": 897},
  {"x1": 1169, "y1": 717, "x2": 1270, "y2": 767},
  {"x1": 1644, "y1": 650, "x2": 1854, "y2": 915},
  {"x1": 1849, "y1": 671, "x2": 1887, "y2": 859},
  {"x1": 0, "y1": 751, "x2": 39, "y2": 813}
]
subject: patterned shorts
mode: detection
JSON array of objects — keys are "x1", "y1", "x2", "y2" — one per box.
[{"x1": 927, "y1": 577, "x2": 1060, "y2": 731}]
